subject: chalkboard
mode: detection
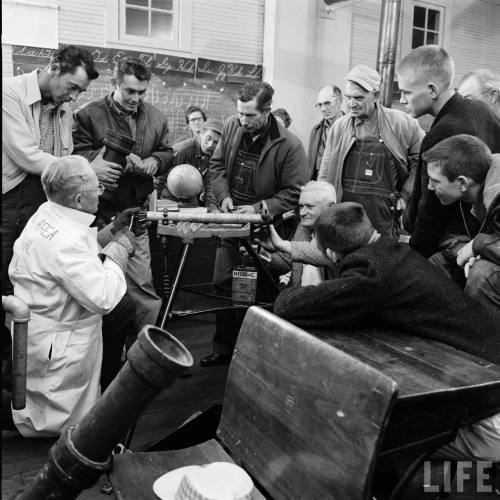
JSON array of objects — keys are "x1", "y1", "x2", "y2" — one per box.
[{"x1": 11, "y1": 44, "x2": 263, "y2": 144}]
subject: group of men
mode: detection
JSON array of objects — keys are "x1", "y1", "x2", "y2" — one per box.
[{"x1": 1, "y1": 41, "x2": 499, "y2": 470}]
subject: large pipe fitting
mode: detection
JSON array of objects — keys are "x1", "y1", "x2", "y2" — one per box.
[
  {"x1": 17, "y1": 324, "x2": 193, "y2": 500},
  {"x1": 2, "y1": 295, "x2": 30, "y2": 410}
]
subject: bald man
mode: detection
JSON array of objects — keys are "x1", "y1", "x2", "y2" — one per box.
[{"x1": 308, "y1": 85, "x2": 343, "y2": 180}]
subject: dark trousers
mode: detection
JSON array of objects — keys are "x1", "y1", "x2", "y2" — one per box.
[
  {"x1": 211, "y1": 239, "x2": 279, "y2": 354},
  {"x1": 212, "y1": 239, "x2": 244, "y2": 354},
  {"x1": 1, "y1": 175, "x2": 46, "y2": 295},
  {"x1": 101, "y1": 293, "x2": 136, "y2": 391}
]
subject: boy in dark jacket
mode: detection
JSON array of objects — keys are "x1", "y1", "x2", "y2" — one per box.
[
  {"x1": 423, "y1": 134, "x2": 500, "y2": 314},
  {"x1": 274, "y1": 201, "x2": 500, "y2": 463}
]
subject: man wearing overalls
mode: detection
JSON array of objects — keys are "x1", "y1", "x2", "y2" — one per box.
[
  {"x1": 318, "y1": 65, "x2": 424, "y2": 238},
  {"x1": 205, "y1": 81, "x2": 309, "y2": 366}
]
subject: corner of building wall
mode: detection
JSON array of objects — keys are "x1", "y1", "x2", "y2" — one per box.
[{"x1": 2, "y1": 44, "x2": 14, "y2": 78}]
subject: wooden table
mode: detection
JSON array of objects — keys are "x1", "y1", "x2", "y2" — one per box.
[
  {"x1": 109, "y1": 308, "x2": 500, "y2": 499},
  {"x1": 312, "y1": 328, "x2": 500, "y2": 458}
]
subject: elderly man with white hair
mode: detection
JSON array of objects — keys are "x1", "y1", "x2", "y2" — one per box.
[
  {"x1": 8, "y1": 155, "x2": 138, "y2": 437},
  {"x1": 459, "y1": 69, "x2": 500, "y2": 119},
  {"x1": 260, "y1": 180, "x2": 337, "y2": 286}
]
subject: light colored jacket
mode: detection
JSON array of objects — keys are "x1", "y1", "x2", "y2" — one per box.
[
  {"x1": 318, "y1": 104, "x2": 424, "y2": 202},
  {"x1": 9, "y1": 202, "x2": 128, "y2": 437},
  {"x1": 2, "y1": 70, "x2": 73, "y2": 194}
]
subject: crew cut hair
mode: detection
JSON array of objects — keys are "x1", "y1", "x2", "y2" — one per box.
[
  {"x1": 315, "y1": 202, "x2": 374, "y2": 256},
  {"x1": 238, "y1": 81, "x2": 274, "y2": 111},
  {"x1": 422, "y1": 134, "x2": 492, "y2": 183},
  {"x1": 398, "y1": 45, "x2": 455, "y2": 89},
  {"x1": 51, "y1": 45, "x2": 99, "y2": 80},
  {"x1": 41, "y1": 156, "x2": 95, "y2": 207},
  {"x1": 113, "y1": 57, "x2": 152, "y2": 83}
]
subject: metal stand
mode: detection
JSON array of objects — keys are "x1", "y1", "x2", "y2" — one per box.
[
  {"x1": 156, "y1": 235, "x2": 280, "y2": 329},
  {"x1": 158, "y1": 241, "x2": 192, "y2": 330}
]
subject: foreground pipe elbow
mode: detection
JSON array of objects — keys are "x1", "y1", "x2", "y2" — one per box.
[
  {"x1": 17, "y1": 324, "x2": 193, "y2": 500},
  {"x1": 2, "y1": 295, "x2": 30, "y2": 322},
  {"x1": 2, "y1": 295, "x2": 30, "y2": 410}
]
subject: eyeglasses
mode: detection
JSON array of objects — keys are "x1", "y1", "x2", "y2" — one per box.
[
  {"x1": 79, "y1": 184, "x2": 105, "y2": 196},
  {"x1": 463, "y1": 89, "x2": 495, "y2": 100},
  {"x1": 315, "y1": 96, "x2": 340, "y2": 108}
]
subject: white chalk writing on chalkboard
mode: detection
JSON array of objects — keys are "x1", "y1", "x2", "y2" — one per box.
[{"x1": 12, "y1": 46, "x2": 54, "y2": 59}]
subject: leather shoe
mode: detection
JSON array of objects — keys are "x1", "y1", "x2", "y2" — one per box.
[{"x1": 199, "y1": 352, "x2": 232, "y2": 367}]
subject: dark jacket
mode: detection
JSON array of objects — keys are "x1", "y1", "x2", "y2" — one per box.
[
  {"x1": 474, "y1": 155, "x2": 500, "y2": 264},
  {"x1": 427, "y1": 157, "x2": 500, "y2": 266},
  {"x1": 308, "y1": 118, "x2": 336, "y2": 179},
  {"x1": 406, "y1": 93, "x2": 500, "y2": 257},
  {"x1": 73, "y1": 95, "x2": 174, "y2": 215},
  {"x1": 210, "y1": 114, "x2": 309, "y2": 215},
  {"x1": 274, "y1": 238, "x2": 500, "y2": 365}
]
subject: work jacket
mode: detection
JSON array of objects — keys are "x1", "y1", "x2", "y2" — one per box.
[
  {"x1": 73, "y1": 95, "x2": 174, "y2": 216},
  {"x1": 318, "y1": 104, "x2": 424, "y2": 203},
  {"x1": 9, "y1": 202, "x2": 129, "y2": 437},
  {"x1": 210, "y1": 114, "x2": 309, "y2": 215}
]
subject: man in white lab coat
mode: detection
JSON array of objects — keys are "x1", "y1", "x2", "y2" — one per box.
[{"x1": 9, "y1": 155, "x2": 137, "y2": 437}]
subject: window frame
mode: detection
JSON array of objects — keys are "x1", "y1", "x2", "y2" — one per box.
[
  {"x1": 106, "y1": 0, "x2": 192, "y2": 54},
  {"x1": 410, "y1": 2, "x2": 444, "y2": 49},
  {"x1": 399, "y1": 0, "x2": 451, "y2": 61}
]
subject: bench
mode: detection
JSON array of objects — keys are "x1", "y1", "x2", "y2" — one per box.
[{"x1": 109, "y1": 306, "x2": 398, "y2": 499}]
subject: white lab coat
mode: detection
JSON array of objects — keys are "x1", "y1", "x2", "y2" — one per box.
[{"x1": 9, "y1": 202, "x2": 127, "y2": 437}]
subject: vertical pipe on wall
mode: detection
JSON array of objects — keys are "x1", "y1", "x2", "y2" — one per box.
[{"x1": 376, "y1": 0, "x2": 402, "y2": 107}]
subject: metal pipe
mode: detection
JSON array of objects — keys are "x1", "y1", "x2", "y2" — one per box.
[
  {"x1": 142, "y1": 209, "x2": 297, "y2": 226},
  {"x1": 17, "y1": 324, "x2": 193, "y2": 500},
  {"x1": 2, "y1": 295, "x2": 30, "y2": 410},
  {"x1": 376, "y1": 0, "x2": 402, "y2": 108},
  {"x1": 144, "y1": 210, "x2": 269, "y2": 225}
]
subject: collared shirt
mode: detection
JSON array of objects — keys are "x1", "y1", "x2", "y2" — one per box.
[
  {"x1": 110, "y1": 94, "x2": 138, "y2": 139},
  {"x1": 354, "y1": 110, "x2": 380, "y2": 139},
  {"x1": 2, "y1": 70, "x2": 73, "y2": 193},
  {"x1": 240, "y1": 118, "x2": 271, "y2": 155}
]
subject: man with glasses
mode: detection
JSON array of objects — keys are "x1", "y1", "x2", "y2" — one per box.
[
  {"x1": 309, "y1": 85, "x2": 343, "y2": 180},
  {"x1": 8, "y1": 156, "x2": 140, "y2": 437},
  {"x1": 318, "y1": 65, "x2": 424, "y2": 239},
  {"x1": 202, "y1": 81, "x2": 308, "y2": 366},
  {"x1": 181, "y1": 105, "x2": 207, "y2": 143},
  {"x1": 459, "y1": 69, "x2": 500, "y2": 119}
]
